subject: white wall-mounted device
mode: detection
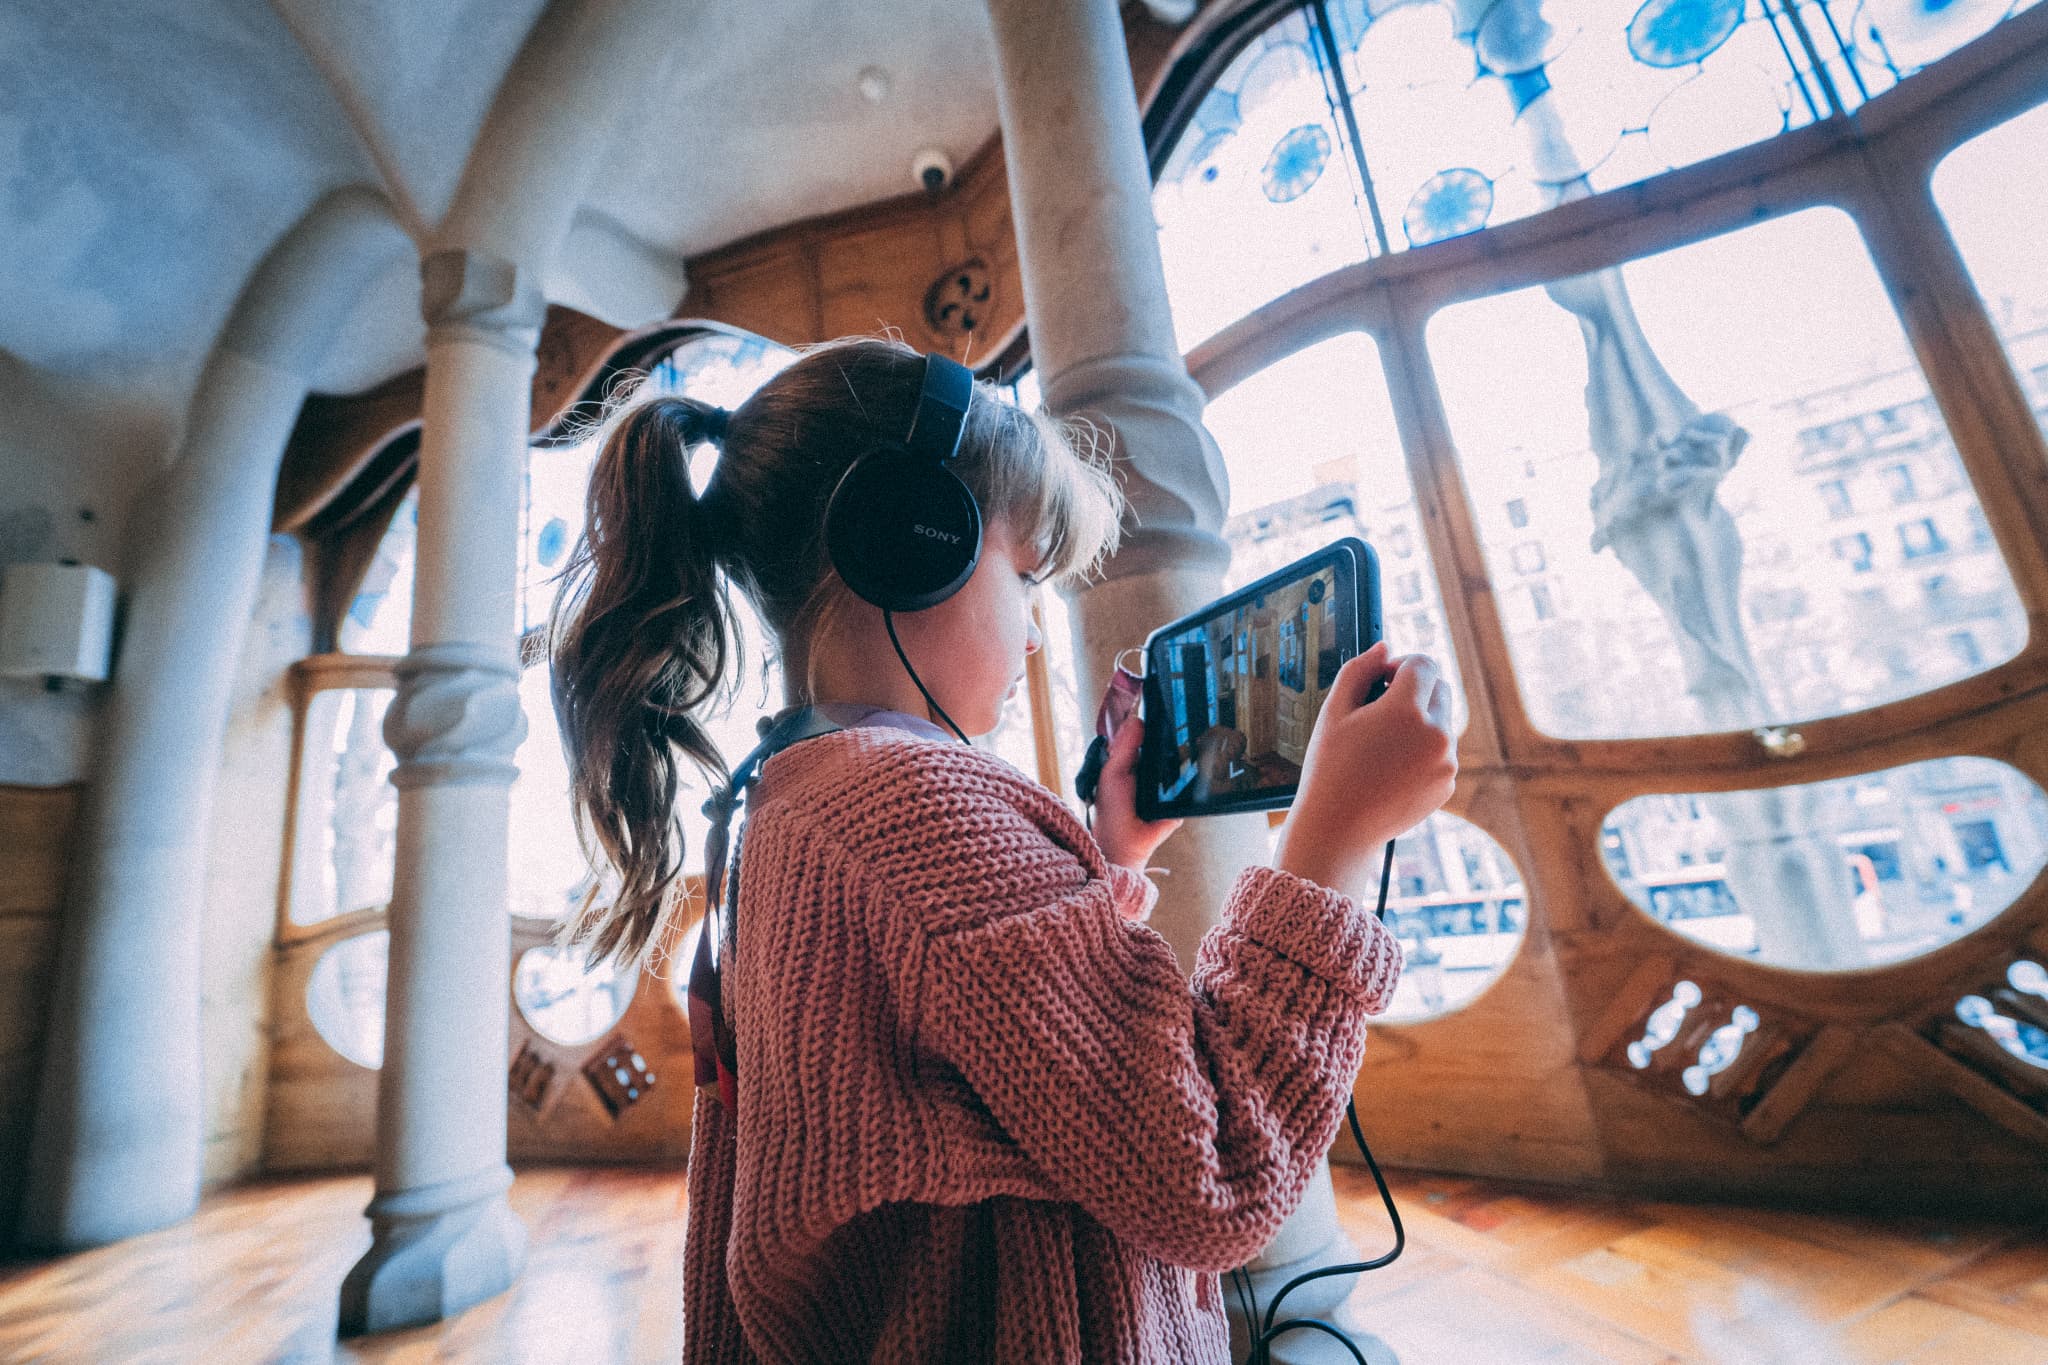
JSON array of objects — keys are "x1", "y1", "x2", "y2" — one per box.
[{"x1": 0, "y1": 562, "x2": 118, "y2": 682}]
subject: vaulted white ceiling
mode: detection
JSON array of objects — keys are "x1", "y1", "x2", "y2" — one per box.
[{"x1": 1, "y1": 0, "x2": 1005, "y2": 413}]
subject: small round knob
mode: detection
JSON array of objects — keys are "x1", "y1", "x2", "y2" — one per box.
[{"x1": 1754, "y1": 726, "x2": 1805, "y2": 759}]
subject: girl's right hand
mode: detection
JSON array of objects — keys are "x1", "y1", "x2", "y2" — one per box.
[{"x1": 1271, "y1": 642, "x2": 1457, "y2": 900}]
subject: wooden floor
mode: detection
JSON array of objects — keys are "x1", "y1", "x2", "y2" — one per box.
[{"x1": 2, "y1": 1163, "x2": 2044, "y2": 1364}]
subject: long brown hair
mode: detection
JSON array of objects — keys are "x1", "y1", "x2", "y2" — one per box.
[{"x1": 548, "y1": 337, "x2": 1124, "y2": 970}]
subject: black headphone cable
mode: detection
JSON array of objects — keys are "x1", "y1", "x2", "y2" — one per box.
[
  {"x1": 1239, "y1": 836, "x2": 1405, "y2": 1365},
  {"x1": 883, "y1": 609, "x2": 972, "y2": 745},
  {"x1": 893, "y1": 623, "x2": 1406, "y2": 1359}
]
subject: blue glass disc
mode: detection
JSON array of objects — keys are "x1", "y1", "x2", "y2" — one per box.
[
  {"x1": 1403, "y1": 168, "x2": 1495, "y2": 245},
  {"x1": 1475, "y1": 0, "x2": 1579, "y2": 75},
  {"x1": 1261, "y1": 124, "x2": 1333, "y2": 203},
  {"x1": 1851, "y1": 0, "x2": 2015, "y2": 72},
  {"x1": 536, "y1": 516, "x2": 569, "y2": 569},
  {"x1": 1627, "y1": 0, "x2": 1747, "y2": 67}
]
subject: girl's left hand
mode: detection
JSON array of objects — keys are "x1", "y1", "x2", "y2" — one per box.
[{"x1": 1092, "y1": 711, "x2": 1182, "y2": 875}]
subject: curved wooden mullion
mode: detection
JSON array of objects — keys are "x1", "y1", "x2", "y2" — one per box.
[
  {"x1": 1185, "y1": 275, "x2": 1389, "y2": 400},
  {"x1": 274, "y1": 904, "x2": 390, "y2": 955},
  {"x1": 275, "y1": 656, "x2": 402, "y2": 945},
  {"x1": 1850, "y1": 0, "x2": 2048, "y2": 155},
  {"x1": 1377, "y1": 300, "x2": 1516, "y2": 775},
  {"x1": 1839, "y1": 161, "x2": 2048, "y2": 613}
]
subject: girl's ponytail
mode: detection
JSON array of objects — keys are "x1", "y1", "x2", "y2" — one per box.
[
  {"x1": 546, "y1": 336, "x2": 1125, "y2": 972},
  {"x1": 549, "y1": 396, "x2": 737, "y2": 969}
]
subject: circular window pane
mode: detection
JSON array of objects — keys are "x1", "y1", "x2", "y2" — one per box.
[
  {"x1": 307, "y1": 930, "x2": 388, "y2": 1069},
  {"x1": 1270, "y1": 808, "x2": 1526, "y2": 1020},
  {"x1": 1603, "y1": 757, "x2": 2048, "y2": 970},
  {"x1": 514, "y1": 943, "x2": 635, "y2": 1047}
]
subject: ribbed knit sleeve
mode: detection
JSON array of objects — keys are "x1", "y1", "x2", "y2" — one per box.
[
  {"x1": 850, "y1": 744, "x2": 1402, "y2": 1273},
  {"x1": 1104, "y1": 861, "x2": 1160, "y2": 923}
]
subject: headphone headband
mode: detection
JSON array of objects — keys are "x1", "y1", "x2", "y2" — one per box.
[{"x1": 903, "y1": 352, "x2": 973, "y2": 465}]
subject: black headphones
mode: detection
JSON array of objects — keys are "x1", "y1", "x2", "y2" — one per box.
[{"x1": 822, "y1": 351, "x2": 982, "y2": 613}]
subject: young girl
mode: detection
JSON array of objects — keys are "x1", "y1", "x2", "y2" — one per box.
[{"x1": 549, "y1": 337, "x2": 1457, "y2": 1363}]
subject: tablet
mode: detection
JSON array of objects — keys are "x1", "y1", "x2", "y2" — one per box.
[{"x1": 1137, "y1": 537, "x2": 1383, "y2": 821}]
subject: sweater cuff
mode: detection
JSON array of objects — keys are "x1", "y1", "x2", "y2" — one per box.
[
  {"x1": 1105, "y1": 863, "x2": 1160, "y2": 923},
  {"x1": 1224, "y1": 866, "x2": 1404, "y2": 1013}
]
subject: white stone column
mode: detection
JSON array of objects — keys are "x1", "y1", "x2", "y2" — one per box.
[
  {"x1": 338, "y1": 249, "x2": 536, "y2": 1333},
  {"x1": 19, "y1": 190, "x2": 406, "y2": 1250},
  {"x1": 983, "y1": 2, "x2": 1372, "y2": 1359}
]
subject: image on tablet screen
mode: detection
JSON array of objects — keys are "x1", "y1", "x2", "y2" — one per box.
[{"x1": 1154, "y1": 566, "x2": 1342, "y2": 806}]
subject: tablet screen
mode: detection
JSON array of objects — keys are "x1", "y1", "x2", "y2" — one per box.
[{"x1": 1140, "y1": 539, "x2": 1375, "y2": 819}]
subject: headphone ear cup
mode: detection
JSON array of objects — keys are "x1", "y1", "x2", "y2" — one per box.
[{"x1": 825, "y1": 450, "x2": 983, "y2": 613}]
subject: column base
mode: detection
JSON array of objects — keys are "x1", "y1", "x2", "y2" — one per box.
[
  {"x1": 338, "y1": 1166, "x2": 527, "y2": 1336},
  {"x1": 1228, "y1": 1229, "x2": 1400, "y2": 1365}
]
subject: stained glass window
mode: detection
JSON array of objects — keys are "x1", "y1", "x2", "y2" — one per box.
[
  {"x1": 1154, "y1": 0, "x2": 2040, "y2": 348},
  {"x1": 1155, "y1": 10, "x2": 1374, "y2": 350}
]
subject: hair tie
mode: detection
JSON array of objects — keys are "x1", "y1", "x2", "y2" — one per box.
[{"x1": 700, "y1": 404, "x2": 732, "y2": 444}]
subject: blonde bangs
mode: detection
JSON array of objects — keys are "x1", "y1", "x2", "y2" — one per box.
[{"x1": 964, "y1": 398, "x2": 1125, "y2": 590}]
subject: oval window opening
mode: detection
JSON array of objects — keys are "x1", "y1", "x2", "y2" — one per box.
[
  {"x1": 1272, "y1": 809, "x2": 1527, "y2": 1020},
  {"x1": 307, "y1": 930, "x2": 389, "y2": 1069},
  {"x1": 514, "y1": 943, "x2": 635, "y2": 1047},
  {"x1": 1603, "y1": 757, "x2": 2048, "y2": 971}
]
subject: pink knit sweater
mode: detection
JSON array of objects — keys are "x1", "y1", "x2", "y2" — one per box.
[{"x1": 682, "y1": 725, "x2": 1403, "y2": 1363}]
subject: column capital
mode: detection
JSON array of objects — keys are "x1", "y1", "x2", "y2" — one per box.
[
  {"x1": 384, "y1": 642, "x2": 526, "y2": 790},
  {"x1": 419, "y1": 248, "x2": 545, "y2": 354},
  {"x1": 1044, "y1": 351, "x2": 1232, "y2": 578}
]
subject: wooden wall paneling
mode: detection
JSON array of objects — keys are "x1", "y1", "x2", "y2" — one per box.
[
  {"x1": 684, "y1": 244, "x2": 827, "y2": 350},
  {"x1": 682, "y1": 139, "x2": 1027, "y2": 364},
  {"x1": 0, "y1": 775, "x2": 75, "y2": 1176},
  {"x1": 1868, "y1": 1023, "x2": 2048, "y2": 1150},
  {"x1": 1935, "y1": 1018, "x2": 2048, "y2": 1104},
  {"x1": 262, "y1": 914, "x2": 382, "y2": 1173},
  {"x1": 530, "y1": 305, "x2": 631, "y2": 433},
  {"x1": 0, "y1": 785, "x2": 78, "y2": 916},
  {"x1": 1740, "y1": 1022, "x2": 1865, "y2": 1145},
  {"x1": 1571, "y1": 953, "x2": 1682, "y2": 1068},
  {"x1": 1354, "y1": 769, "x2": 1606, "y2": 1183},
  {"x1": 274, "y1": 370, "x2": 424, "y2": 535},
  {"x1": 503, "y1": 895, "x2": 701, "y2": 1167},
  {"x1": 0, "y1": 784, "x2": 78, "y2": 1240}
]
